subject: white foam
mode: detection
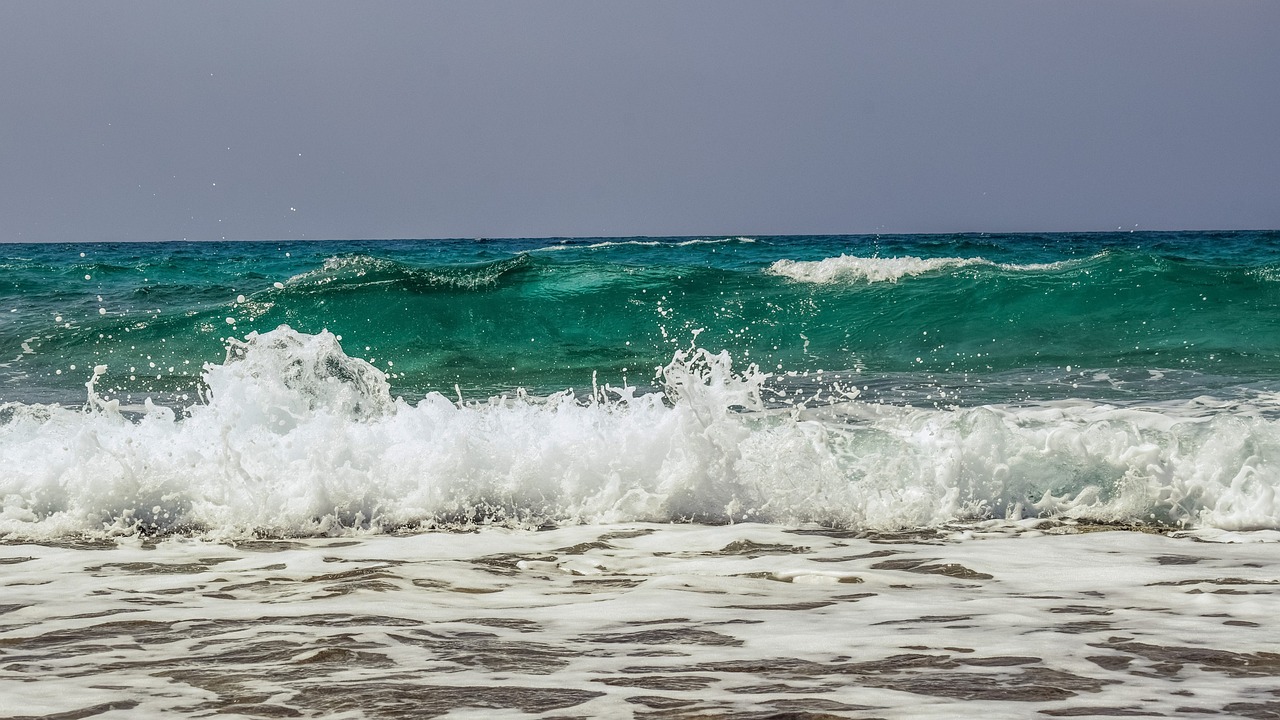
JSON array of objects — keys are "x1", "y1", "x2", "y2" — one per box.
[
  {"x1": 767, "y1": 254, "x2": 1078, "y2": 284},
  {"x1": 534, "y1": 237, "x2": 756, "y2": 252},
  {"x1": 1, "y1": 325, "x2": 1278, "y2": 539},
  {"x1": 4, "y1": 524, "x2": 1277, "y2": 717},
  {"x1": 1248, "y1": 265, "x2": 1280, "y2": 282}
]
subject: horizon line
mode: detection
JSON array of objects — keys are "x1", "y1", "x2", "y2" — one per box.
[{"x1": 3, "y1": 227, "x2": 1277, "y2": 245}]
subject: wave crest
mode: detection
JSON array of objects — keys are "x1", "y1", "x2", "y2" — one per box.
[
  {"x1": 1, "y1": 326, "x2": 1278, "y2": 539},
  {"x1": 767, "y1": 254, "x2": 1078, "y2": 284},
  {"x1": 534, "y1": 237, "x2": 757, "y2": 252},
  {"x1": 281, "y1": 253, "x2": 532, "y2": 293}
]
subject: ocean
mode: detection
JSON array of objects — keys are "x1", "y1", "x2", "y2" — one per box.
[{"x1": 2, "y1": 232, "x2": 1279, "y2": 718}]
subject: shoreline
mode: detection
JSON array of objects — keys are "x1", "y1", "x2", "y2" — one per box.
[{"x1": 2, "y1": 522, "x2": 1278, "y2": 718}]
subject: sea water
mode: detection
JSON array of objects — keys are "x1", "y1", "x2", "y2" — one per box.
[{"x1": 1, "y1": 232, "x2": 1278, "y2": 717}]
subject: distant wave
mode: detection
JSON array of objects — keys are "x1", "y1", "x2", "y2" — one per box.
[
  {"x1": 767, "y1": 254, "x2": 1082, "y2": 284},
  {"x1": 534, "y1": 237, "x2": 756, "y2": 252},
  {"x1": 280, "y1": 253, "x2": 532, "y2": 292}
]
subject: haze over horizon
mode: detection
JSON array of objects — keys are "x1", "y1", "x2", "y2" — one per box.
[{"x1": 2, "y1": 1, "x2": 1278, "y2": 243}]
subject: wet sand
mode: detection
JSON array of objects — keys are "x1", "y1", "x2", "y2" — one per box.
[{"x1": 1, "y1": 521, "x2": 1279, "y2": 719}]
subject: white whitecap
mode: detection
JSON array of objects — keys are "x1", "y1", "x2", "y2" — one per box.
[
  {"x1": 1, "y1": 325, "x2": 1278, "y2": 539},
  {"x1": 534, "y1": 237, "x2": 756, "y2": 252},
  {"x1": 767, "y1": 254, "x2": 1080, "y2": 284}
]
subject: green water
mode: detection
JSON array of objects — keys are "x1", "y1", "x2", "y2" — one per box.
[{"x1": 3, "y1": 231, "x2": 1279, "y2": 405}]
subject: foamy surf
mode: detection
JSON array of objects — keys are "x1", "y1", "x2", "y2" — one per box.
[
  {"x1": 766, "y1": 253, "x2": 1083, "y2": 283},
  {"x1": 2, "y1": 325, "x2": 1278, "y2": 540},
  {"x1": 3, "y1": 523, "x2": 1278, "y2": 719},
  {"x1": 5, "y1": 235, "x2": 1280, "y2": 720},
  {"x1": 533, "y1": 236, "x2": 757, "y2": 252}
]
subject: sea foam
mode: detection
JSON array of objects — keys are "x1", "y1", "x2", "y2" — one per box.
[
  {"x1": 0, "y1": 325, "x2": 1278, "y2": 539},
  {"x1": 534, "y1": 237, "x2": 756, "y2": 252},
  {"x1": 767, "y1": 254, "x2": 1077, "y2": 283}
]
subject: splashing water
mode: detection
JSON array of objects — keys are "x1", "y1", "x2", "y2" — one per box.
[{"x1": 0, "y1": 325, "x2": 1278, "y2": 539}]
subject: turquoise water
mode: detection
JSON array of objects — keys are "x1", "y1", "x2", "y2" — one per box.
[
  {"x1": 6, "y1": 232, "x2": 1278, "y2": 720},
  {"x1": 4, "y1": 231, "x2": 1279, "y2": 406},
  {"x1": 3, "y1": 231, "x2": 1280, "y2": 536}
]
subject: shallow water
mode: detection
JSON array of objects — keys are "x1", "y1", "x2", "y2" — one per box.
[
  {"x1": 5, "y1": 233, "x2": 1280, "y2": 535},
  {"x1": 3, "y1": 233, "x2": 1280, "y2": 717},
  {"x1": 6, "y1": 231, "x2": 1280, "y2": 405},
  {"x1": 2, "y1": 523, "x2": 1279, "y2": 719}
]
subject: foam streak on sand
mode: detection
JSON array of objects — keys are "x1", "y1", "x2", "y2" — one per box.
[
  {"x1": 2, "y1": 326, "x2": 1280, "y2": 539},
  {"x1": 2, "y1": 524, "x2": 1279, "y2": 719}
]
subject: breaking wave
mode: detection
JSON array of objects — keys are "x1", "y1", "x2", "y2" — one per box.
[
  {"x1": 279, "y1": 253, "x2": 533, "y2": 293},
  {"x1": 1, "y1": 326, "x2": 1278, "y2": 540},
  {"x1": 533, "y1": 237, "x2": 757, "y2": 252},
  {"x1": 767, "y1": 254, "x2": 1085, "y2": 284}
]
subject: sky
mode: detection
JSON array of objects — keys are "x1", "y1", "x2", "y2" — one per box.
[{"x1": 1, "y1": 1, "x2": 1277, "y2": 242}]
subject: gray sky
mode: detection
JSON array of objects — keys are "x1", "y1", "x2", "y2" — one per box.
[{"x1": 1, "y1": 1, "x2": 1277, "y2": 241}]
